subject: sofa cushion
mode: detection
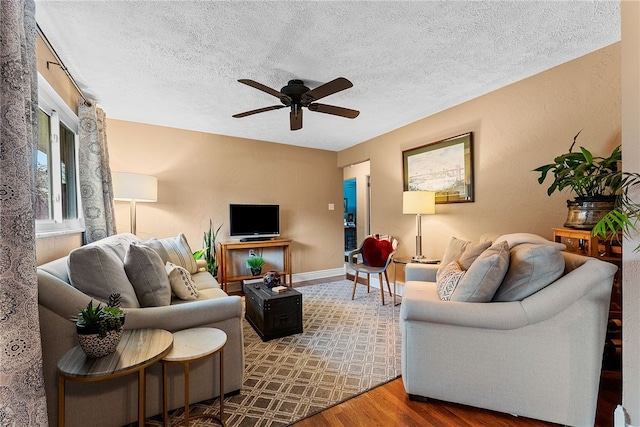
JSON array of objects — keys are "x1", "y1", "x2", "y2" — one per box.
[
  {"x1": 436, "y1": 237, "x2": 470, "y2": 281},
  {"x1": 492, "y1": 243, "x2": 565, "y2": 302},
  {"x1": 165, "y1": 262, "x2": 199, "y2": 300},
  {"x1": 362, "y1": 236, "x2": 394, "y2": 267},
  {"x1": 457, "y1": 241, "x2": 492, "y2": 270},
  {"x1": 451, "y1": 241, "x2": 510, "y2": 302},
  {"x1": 436, "y1": 237, "x2": 493, "y2": 280},
  {"x1": 124, "y1": 243, "x2": 171, "y2": 307},
  {"x1": 68, "y1": 245, "x2": 140, "y2": 308},
  {"x1": 495, "y1": 232, "x2": 566, "y2": 250},
  {"x1": 437, "y1": 261, "x2": 466, "y2": 301}
]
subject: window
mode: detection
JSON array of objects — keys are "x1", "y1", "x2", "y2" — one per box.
[{"x1": 36, "y1": 74, "x2": 83, "y2": 237}]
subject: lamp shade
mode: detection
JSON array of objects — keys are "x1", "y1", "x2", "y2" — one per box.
[
  {"x1": 112, "y1": 172, "x2": 157, "y2": 202},
  {"x1": 403, "y1": 191, "x2": 436, "y2": 215}
]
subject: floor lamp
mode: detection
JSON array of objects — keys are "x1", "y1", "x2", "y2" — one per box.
[
  {"x1": 112, "y1": 172, "x2": 157, "y2": 235},
  {"x1": 402, "y1": 191, "x2": 436, "y2": 260}
]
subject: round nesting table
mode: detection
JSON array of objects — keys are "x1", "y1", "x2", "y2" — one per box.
[
  {"x1": 162, "y1": 327, "x2": 227, "y2": 427},
  {"x1": 57, "y1": 328, "x2": 173, "y2": 427}
]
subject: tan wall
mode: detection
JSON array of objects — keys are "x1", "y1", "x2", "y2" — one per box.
[
  {"x1": 621, "y1": 0, "x2": 640, "y2": 422},
  {"x1": 338, "y1": 43, "x2": 621, "y2": 262},
  {"x1": 107, "y1": 120, "x2": 344, "y2": 277}
]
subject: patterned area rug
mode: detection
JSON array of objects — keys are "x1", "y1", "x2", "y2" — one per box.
[{"x1": 149, "y1": 279, "x2": 401, "y2": 426}]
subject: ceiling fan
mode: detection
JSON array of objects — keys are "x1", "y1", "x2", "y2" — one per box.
[{"x1": 233, "y1": 77, "x2": 360, "y2": 131}]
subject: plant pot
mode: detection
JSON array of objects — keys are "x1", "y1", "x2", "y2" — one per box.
[
  {"x1": 77, "y1": 328, "x2": 124, "y2": 358},
  {"x1": 250, "y1": 267, "x2": 262, "y2": 276},
  {"x1": 564, "y1": 196, "x2": 616, "y2": 230}
]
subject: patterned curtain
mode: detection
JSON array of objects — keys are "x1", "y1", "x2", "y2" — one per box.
[
  {"x1": 0, "y1": 0, "x2": 49, "y2": 425},
  {"x1": 78, "y1": 102, "x2": 116, "y2": 243}
]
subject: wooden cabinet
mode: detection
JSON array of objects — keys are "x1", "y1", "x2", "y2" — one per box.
[
  {"x1": 552, "y1": 228, "x2": 622, "y2": 369},
  {"x1": 218, "y1": 239, "x2": 292, "y2": 292}
]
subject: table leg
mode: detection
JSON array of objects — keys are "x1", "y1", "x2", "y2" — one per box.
[
  {"x1": 162, "y1": 362, "x2": 169, "y2": 427},
  {"x1": 138, "y1": 368, "x2": 145, "y2": 427},
  {"x1": 394, "y1": 262, "x2": 398, "y2": 306},
  {"x1": 57, "y1": 374, "x2": 65, "y2": 427},
  {"x1": 184, "y1": 362, "x2": 191, "y2": 426},
  {"x1": 220, "y1": 348, "x2": 225, "y2": 426}
]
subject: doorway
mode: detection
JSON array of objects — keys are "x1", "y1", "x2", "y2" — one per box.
[
  {"x1": 343, "y1": 178, "x2": 357, "y2": 252},
  {"x1": 343, "y1": 160, "x2": 371, "y2": 254}
]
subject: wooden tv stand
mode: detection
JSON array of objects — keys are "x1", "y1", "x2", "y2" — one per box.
[{"x1": 218, "y1": 239, "x2": 292, "y2": 292}]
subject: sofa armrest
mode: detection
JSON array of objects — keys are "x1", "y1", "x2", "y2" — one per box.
[
  {"x1": 123, "y1": 295, "x2": 243, "y2": 332},
  {"x1": 405, "y1": 263, "x2": 438, "y2": 282},
  {"x1": 401, "y1": 282, "x2": 529, "y2": 330}
]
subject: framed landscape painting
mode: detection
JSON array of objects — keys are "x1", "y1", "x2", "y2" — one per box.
[{"x1": 402, "y1": 132, "x2": 474, "y2": 204}]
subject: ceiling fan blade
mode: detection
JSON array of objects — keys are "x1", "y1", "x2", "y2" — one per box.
[
  {"x1": 308, "y1": 103, "x2": 360, "y2": 119},
  {"x1": 232, "y1": 105, "x2": 286, "y2": 118},
  {"x1": 301, "y1": 77, "x2": 353, "y2": 104},
  {"x1": 238, "y1": 79, "x2": 292, "y2": 104},
  {"x1": 290, "y1": 106, "x2": 302, "y2": 131}
]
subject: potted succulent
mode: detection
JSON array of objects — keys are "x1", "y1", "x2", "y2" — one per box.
[
  {"x1": 73, "y1": 293, "x2": 126, "y2": 358},
  {"x1": 534, "y1": 130, "x2": 640, "y2": 245},
  {"x1": 247, "y1": 256, "x2": 265, "y2": 276},
  {"x1": 193, "y1": 219, "x2": 223, "y2": 276}
]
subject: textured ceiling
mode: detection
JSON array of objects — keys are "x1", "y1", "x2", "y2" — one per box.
[{"x1": 35, "y1": 1, "x2": 620, "y2": 152}]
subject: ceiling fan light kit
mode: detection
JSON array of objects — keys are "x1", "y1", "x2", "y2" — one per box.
[{"x1": 233, "y1": 77, "x2": 360, "y2": 131}]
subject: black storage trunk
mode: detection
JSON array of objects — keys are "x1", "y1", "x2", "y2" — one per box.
[{"x1": 243, "y1": 282, "x2": 303, "y2": 341}]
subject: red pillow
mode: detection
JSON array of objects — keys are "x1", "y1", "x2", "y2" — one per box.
[{"x1": 362, "y1": 237, "x2": 394, "y2": 267}]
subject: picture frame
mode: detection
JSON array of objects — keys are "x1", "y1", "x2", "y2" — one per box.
[{"x1": 402, "y1": 132, "x2": 474, "y2": 204}]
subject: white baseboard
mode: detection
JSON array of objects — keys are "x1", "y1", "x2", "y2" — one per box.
[{"x1": 292, "y1": 267, "x2": 345, "y2": 283}]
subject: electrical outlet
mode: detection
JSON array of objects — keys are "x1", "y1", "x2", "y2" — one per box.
[{"x1": 249, "y1": 249, "x2": 256, "y2": 257}]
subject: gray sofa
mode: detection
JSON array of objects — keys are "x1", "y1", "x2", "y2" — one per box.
[
  {"x1": 400, "y1": 233, "x2": 617, "y2": 426},
  {"x1": 37, "y1": 233, "x2": 244, "y2": 427}
]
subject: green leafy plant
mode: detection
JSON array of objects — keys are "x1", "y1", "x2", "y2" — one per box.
[
  {"x1": 73, "y1": 293, "x2": 125, "y2": 338},
  {"x1": 534, "y1": 130, "x2": 622, "y2": 198},
  {"x1": 193, "y1": 219, "x2": 223, "y2": 276},
  {"x1": 247, "y1": 256, "x2": 265, "y2": 269},
  {"x1": 534, "y1": 130, "x2": 640, "y2": 247}
]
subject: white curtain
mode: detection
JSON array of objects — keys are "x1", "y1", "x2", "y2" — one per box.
[
  {"x1": 0, "y1": 0, "x2": 49, "y2": 425},
  {"x1": 78, "y1": 102, "x2": 116, "y2": 243}
]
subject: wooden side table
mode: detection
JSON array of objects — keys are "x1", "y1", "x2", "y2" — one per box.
[
  {"x1": 161, "y1": 328, "x2": 227, "y2": 427},
  {"x1": 57, "y1": 328, "x2": 173, "y2": 427},
  {"x1": 218, "y1": 239, "x2": 292, "y2": 292}
]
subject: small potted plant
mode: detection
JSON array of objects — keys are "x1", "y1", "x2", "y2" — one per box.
[
  {"x1": 247, "y1": 256, "x2": 265, "y2": 276},
  {"x1": 193, "y1": 219, "x2": 223, "y2": 276},
  {"x1": 73, "y1": 293, "x2": 126, "y2": 358}
]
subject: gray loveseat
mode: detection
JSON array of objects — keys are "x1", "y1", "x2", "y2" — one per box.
[
  {"x1": 400, "y1": 233, "x2": 617, "y2": 426},
  {"x1": 37, "y1": 233, "x2": 244, "y2": 427}
]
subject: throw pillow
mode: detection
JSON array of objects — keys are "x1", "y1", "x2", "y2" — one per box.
[
  {"x1": 361, "y1": 236, "x2": 394, "y2": 267},
  {"x1": 451, "y1": 241, "x2": 510, "y2": 302},
  {"x1": 124, "y1": 243, "x2": 171, "y2": 307},
  {"x1": 457, "y1": 241, "x2": 492, "y2": 270},
  {"x1": 166, "y1": 262, "x2": 198, "y2": 300},
  {"x1": 436, "y1": 237, "x2": 471, "y2": 281},
  {"x1": 67, "y1": 244, "x2": 140, "y2": 308},
  {"x1": 492, "y1": 243, "x2": 565, "y2": 302},
  {"x1": 436, "y1": 261, "x2": 466, "y2": 301},
  {"x1": 139, "y1": 238, "x2": 171, "y2": 264},
  {"x1": 157, "y1": 233, "x2": 199, "y2": 274}
]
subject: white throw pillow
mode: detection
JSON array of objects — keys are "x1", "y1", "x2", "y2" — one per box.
[
  {"x1": 493, "y1": 243, "x2": 565, "y2": 301},
  {"x1": 124, "y1": 243, "x2": 171, "y2": 307},
  {"x1": 165, "y1": 262, "x2": 198, "y2": 300},
  {"x1": 437, "y1": 261, "x2": 466, "y2": 301},
  {"x1": 155, "y1": 233, "x2": 199, "y2": 274},
  {"x1": 451, "y1": 241, "x2": 510, "y2": 302},
  {"x1": 436, "y1": 237, "x2": 470, "y2": 281}
]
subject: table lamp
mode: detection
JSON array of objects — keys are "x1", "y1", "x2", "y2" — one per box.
[
  {"x1": 403, "y1": 191, "x2": 436, "y2": 260},
  {"x1": 112, "y1": 172, "x2": 157, "y2": 235}
]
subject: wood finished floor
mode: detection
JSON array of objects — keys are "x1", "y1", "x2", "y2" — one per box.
[
  {"x1": 291, "y1": 371, "x2": 621, "y2": 427},
  {"x1": 288, "y1": 277, "x2": 622, "y2": 427},
  {"x1": 237, "y1": 277, "x2": 621, "y2": 426}
]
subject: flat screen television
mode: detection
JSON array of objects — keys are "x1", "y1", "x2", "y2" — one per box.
[{"x1": 229, "y1": 204, "x2": 280, "y2": 241}]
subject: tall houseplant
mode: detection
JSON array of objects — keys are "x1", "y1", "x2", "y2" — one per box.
[
  {"x1": 194, "y1": 219, "x2": 223, "y2": 276},
  {"x1": 534, "y1": 130, "x2": 640, "y2": 245}
]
